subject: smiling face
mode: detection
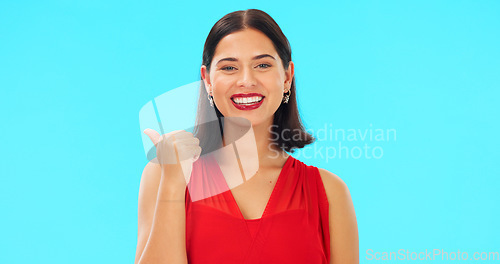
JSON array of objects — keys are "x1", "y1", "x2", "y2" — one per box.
[{"x1": 201, "y1": 28, "x2": 294, "y2": 127}]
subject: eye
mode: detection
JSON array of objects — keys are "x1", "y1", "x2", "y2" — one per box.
[
  {"x1": 221, "y1": 66, "x2": 236, "y2": 71},
  {"x1": 257, "y1": 63, "x2": 271, "y2": 69}
]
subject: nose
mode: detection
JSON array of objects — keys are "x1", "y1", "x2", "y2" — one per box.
[{"x1": 236, "y1": 66, "x2": 257, "y2": 88}]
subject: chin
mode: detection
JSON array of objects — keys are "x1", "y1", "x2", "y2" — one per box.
[
  {"x1": 243, "y1": 116, "x2": 272, "y2": 128},
  {"x1": 220, "y1": 112, "x2": 270, "y2": 128},
  {"x1": 248, "y1": 118, "x2": 269, "y2": 127}
]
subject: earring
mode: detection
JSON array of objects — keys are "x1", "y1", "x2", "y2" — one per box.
[
  {"x1": 282, "y1": 89, "x2": 291, "y2": 104},
  {"x1": 207, "y1": 92, "x2": 214, "y2": 107}
]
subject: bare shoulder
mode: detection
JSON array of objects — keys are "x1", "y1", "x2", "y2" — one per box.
[
  {"x1": 138, "y1": 158, "x2": 163, "y2": 223},
  {"x1": 137, "y1": 159, "x2": 162, "y2": 241},
  {"x1": 141, "y1": 158, "x2": 162, "y2": 181},
  {"x1": 317, "y1": 167, "x2": 351, "y2": 200},
  {"x1": 135, "y1": 159, "x2": 162, "y2": 263},
  {"x1": 139, "y1": 158, "x2": 162, "y2": 197},
  {"x1": 317, "y1": 167, "x2": 359, "y2": 263}
]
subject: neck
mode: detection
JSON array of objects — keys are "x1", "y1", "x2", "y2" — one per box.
[{"x1": 220, "y1": 116, "x2": 288, "y2": 168}]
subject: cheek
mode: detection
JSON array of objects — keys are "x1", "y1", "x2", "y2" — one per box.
[
  {"x1": 264, "y1": 74, "x2": 285, "y2": 96},
  {"x1": 264, "y1": 70, "x2": 285, "y2": 88},
  {"x1": 212, "y1": 77, "x2": 232, "y2": 96}
]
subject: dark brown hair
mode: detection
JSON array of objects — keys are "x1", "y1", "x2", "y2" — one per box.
[{"x1": 193, "y1": 9, "x2": 314, "y2": 155}]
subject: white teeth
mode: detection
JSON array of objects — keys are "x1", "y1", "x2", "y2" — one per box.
[{"x1": 232, "y1": 96, "x2": 263, "y2": 105}]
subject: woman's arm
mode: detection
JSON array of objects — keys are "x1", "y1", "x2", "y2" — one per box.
[
  {"x1": 135, "y1": 160, "x2": 188, "y2": 264},
  {"x1": 318, "y1": 168, "x2": 359, "y2": 264}
]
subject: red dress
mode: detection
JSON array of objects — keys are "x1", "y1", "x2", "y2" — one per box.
[{"x1": 185, "y1": 154, "x2": 330, "y2": 264}]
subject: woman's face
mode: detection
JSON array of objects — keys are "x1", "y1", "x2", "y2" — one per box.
[{"x1": 201, "y1": 28, "x2": 294, "y2": 127}]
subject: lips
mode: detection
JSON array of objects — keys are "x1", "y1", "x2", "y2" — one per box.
[{"x1": 230, "y1": 93, "x2": 265, "y2": 110}]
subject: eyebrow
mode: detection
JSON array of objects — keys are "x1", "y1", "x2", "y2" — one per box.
[{"x1": 215, "y1": 54, "x2": 276, "y2": 66}]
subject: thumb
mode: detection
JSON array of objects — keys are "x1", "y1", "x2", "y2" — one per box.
[{"x1": 143, "y1": 128, "x2": 161, "y2": 145}]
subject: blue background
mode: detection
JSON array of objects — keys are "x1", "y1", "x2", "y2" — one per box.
[{"x1": 1, "y1": 0, "x2": 498, "y2": 263}]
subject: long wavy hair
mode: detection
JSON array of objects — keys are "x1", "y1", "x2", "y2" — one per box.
[{"x1": 193, "y1": 9, "x2": 315, "y2": 156}]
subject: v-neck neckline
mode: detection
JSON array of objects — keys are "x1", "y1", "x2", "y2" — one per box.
[{"x1": 225, "y1": 155, "x2": 293, "y2": 221}]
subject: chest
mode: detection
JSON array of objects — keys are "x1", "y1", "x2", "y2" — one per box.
[
  {"x1": 229, "y1": 167, "x2": 281, "y2": 220},
  {"x1": 185, "y1": 158, "x2": 330, "y2": 264}
]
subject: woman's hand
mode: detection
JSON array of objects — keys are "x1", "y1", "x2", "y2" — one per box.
[{"x1": 143, "y1": 128, "x2": 202, "y2": 187}]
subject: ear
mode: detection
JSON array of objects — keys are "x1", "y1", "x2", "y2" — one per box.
[
  {"x1": 284, "y1": 61, "x2": 294, "y2": 92},
  {"x1": 201, "y1": 65, "x2": 212, "y2": 94}
]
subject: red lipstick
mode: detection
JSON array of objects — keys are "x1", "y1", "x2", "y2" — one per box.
[{"x1": 230, "y1": 93, "x2": 265, "y2": 110}]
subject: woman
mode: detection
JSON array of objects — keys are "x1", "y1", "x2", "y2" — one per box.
[{"x1": 136, "y1": 9, "x2": 358, "y2": 264}]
